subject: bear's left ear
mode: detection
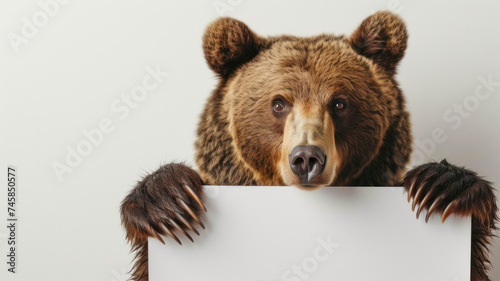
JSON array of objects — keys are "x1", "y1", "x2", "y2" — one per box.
[
  {"x1": 349, "y1": 11, "x2": 408, "y2": 75},
  {"x1": 203, "y1": 17, "x2": 264, "y2": 78}
]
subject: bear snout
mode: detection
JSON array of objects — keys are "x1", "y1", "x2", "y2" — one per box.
[{"x1": 288, "y1": 145, "x2": 326, "y2": 185}]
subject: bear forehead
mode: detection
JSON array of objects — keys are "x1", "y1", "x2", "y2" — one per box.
[
  {"x1": 266, "y1": 35, "x2": 373, "y2": 78},
  {"x1": 233, "y1": 35, "x2": 382, "y2": 104},
  {"x1": 265, "y1": 35, "x2": 371, "y2": 71}
]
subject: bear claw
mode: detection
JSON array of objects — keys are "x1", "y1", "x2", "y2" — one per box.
[
  {"x1": 164, "y1": 225, "x2": 182, "y2": 245},
  {"x1": 416, "y1": 190, "x2": 434, "y2": 219},
  {"x1": 177, "y1": 198, "x2": 205, "y2": 229},
  {"x1": 183, "y1": 184, "x2": 207, "y2": 212},
  {"x1": 441, "y1": 201, "x2": 457, "y2": 223},
  {"x1": 175, "y1": 212, "x2": 200, "y2": 236},
  {"x1": 412, "y1": 182, "x2": 427, "y2": 211},
  {"x1": 154, "y1": 232, "x2": 166, "y2": 244},
  {"x1": 169, "y1": 218, "x2": 194, "y2": 243},
  {"x1": 425, "y1": 196, "x2": 444, "y2": 223}
]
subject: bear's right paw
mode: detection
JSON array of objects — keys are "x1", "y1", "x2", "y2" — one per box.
[{"x1": 120, "y1": 163, "x2": 206, "y2": 246}]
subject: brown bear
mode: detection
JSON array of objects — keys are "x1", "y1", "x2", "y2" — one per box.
[{"x1": 120, "y1": 11, "x2": 498, "y2": 281}]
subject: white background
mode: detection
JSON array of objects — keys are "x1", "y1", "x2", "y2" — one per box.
[{"x1": 0, "y1": 0, "x2": 499, "y2": 280}]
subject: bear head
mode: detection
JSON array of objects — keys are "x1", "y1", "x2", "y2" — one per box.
[{"x1": 196, "y1": 11, "x2": 412, "y2": 189}]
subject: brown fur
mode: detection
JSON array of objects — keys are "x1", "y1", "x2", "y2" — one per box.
[
  {"x1": 120, "y1": 164, "x2": 205, "y2": 280},
  {"x1": 404, "y1": 160, "x2": 499, "y2": 281},
  {"x1": 121, "y1": 11, "x2": 498, "y2": 281}
]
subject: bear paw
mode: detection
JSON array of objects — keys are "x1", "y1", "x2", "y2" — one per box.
[
  {"x1": 120, "y1": 163, "x2": 206, "y2": 246},
  {"x1": 403, "y1": 159, "x2": 498, "y2": 227}
]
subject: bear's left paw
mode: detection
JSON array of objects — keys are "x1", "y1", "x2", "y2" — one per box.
[{"x1": 403, "y1": 160, "x2": 498, "y2": 227}]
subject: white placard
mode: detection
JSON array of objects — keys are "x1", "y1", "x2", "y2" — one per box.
[{"x1": 149, "y1": 186, "x2": 470, "y2": 281}]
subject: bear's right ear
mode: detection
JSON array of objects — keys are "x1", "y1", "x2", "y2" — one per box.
[
  {"x1": 349, "y1": 11, "x2": 408, "y2": 75},
  {"x1": 203, "y1": 18, "x2": 264, "y2": 78}
]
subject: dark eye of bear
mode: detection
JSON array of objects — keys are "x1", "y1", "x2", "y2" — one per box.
[
  {"x1": 328, "y1": 99, "x2": 348, "y2": 118},
  {"x1": 273, "y1": 100, "x2": 285, "y2": 112},
  {"x1": 335, "y1": 102, "x2": 345, "y2": 111}
]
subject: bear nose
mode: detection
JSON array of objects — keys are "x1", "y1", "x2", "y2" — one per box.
[{"x1": 289, "y1": 145, "x2": 326, "y2": 179}]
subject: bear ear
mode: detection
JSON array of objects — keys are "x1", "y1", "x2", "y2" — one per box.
[
  {"x1": 203, "y1": 17, "x2": 264, "y2": 78},
  {"x1": 349, "y1": 11, "x2": 408, "y2": 75}
]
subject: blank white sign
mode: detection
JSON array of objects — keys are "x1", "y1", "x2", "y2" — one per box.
[{"x1": 149, "y1": 186, "x2": 470, "y2": 281}]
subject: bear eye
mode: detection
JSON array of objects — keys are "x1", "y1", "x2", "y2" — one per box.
[
  {"x1": 335, "y1": 102, "x2": 345, "y2": 111},
  {"x1": 273, "y1": 101, "x2": 285, "y2": 112},
  {"x1": 329, "y1": 99, "x2": 348, "y2": 117}
]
